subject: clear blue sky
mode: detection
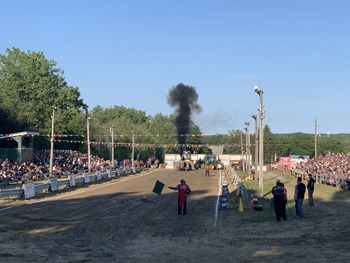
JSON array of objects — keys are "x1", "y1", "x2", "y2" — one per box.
[{"x1": 1, "y1": 0, "x2": 349, "y2": 135}]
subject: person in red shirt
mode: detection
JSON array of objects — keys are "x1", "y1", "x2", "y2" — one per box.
[
  {"x1": 205, "y1": 164, "x2": 210, "y2": 176},
  {"x1": 169, "y1": 179, "x2": 191, "y2": 215}
]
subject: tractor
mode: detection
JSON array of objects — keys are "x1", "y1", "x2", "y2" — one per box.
[
  {"x1": 194, "y1": 158, "x2": 203, "y2": 170},
  {"x1": 173, "y1": 151, "x2": 194, "y2": 171},
  {"x1": 202, "y1": 154, "x2": 224, "y2": 170}
]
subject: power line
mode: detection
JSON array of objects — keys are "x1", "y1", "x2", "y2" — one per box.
[
  {"x1": 317, "y1": 125, "x2": 347, "y2": 133},
  {"x1": 196, "y1": 114, "x2": 253, "y2": 126}
]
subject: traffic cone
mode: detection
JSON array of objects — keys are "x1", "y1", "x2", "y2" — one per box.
[{"x1": 239, "y1": 198, "x2": 244, "y2": 212}]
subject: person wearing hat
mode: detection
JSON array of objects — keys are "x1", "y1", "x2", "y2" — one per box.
[
  {"x1": 271, "y1": 178, "x2": 287, "y2": 222},
  {"x1": 169, "y1": 179, "x2": 191, "y2": 215}
]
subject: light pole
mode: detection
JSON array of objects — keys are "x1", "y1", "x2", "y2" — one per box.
[
  {"x1": 245, "y1": 121, "x2": 251, "y2": 176},
  {"x1": 132, "y1": 130, "x2": 135, "y2": 167},
  {"x1": 111, "y1": 126, "x2": 115, "y2": 168},
  {"x1": 255, "y1": 85, "x2": 265, "y2": 197},
  {"x1": 244, "y1": 128, "x2": 248, "y2": 172},
  {"x1": 252, "y1": 115, "x2": 258, "y2": 180},
  {"x1": 240, "y1": 133, "x2": 244, "y2": 171},
  {"x1": 49, "y1": 106, "x2": 58, "y2": 176},
  {"x1": 87, "y1": 117, "x2": 91, "y2": 173},
  {"x1": 315, "y1": 118, "x2": 317, "y2": 158}
]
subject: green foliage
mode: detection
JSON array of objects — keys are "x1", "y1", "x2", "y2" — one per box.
[
  {"x1": 273, "y1": 133, "x2": 346, "y2": 159},
  {"x1": 1, "y1": 48, "x2": 350, "y2": 162},
  {"x1": 0, "y1": 47, "x2": 87, "y2": 150},
  {"x1": 318, "y1": 136, "x2": 345, "y2": 155},
  {"x1": 222, "y1": 129, "x2": 244, "y2": 154},
  {"x1": 89, "y1": 106, "x2": 177, "y2": 162}
]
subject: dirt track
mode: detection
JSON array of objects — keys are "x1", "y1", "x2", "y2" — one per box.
[{"x1": 0, "y1": 169, "x2": 349, "y2": 263}]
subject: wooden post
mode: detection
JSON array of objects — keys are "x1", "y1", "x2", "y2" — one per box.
[{"x1": 315, "y1": 118, "x2": 317, "y2": 159}]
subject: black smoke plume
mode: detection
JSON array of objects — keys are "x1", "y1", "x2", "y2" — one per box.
[{"x1": 167, "y1": 83, "x2": 202, "y2": 156}]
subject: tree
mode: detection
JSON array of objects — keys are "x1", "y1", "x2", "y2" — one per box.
[
  {"x1": 318, "y1": 136, "x2": 344, "y2": 156},
  {"x1": 89, "y1": 105, "x2": 153, "y2": 162},
  {"x1": 148, "y1": 113, "x2": 177, "y2": 158},
  {"x1": 222, "y1": 129, "x2": 244, "y2": 154},
  {"x1": 0, "y1": 47, "x2": 87, "y2": 138},
  {"x1": 263, "y1": 125, "x2": 277, "y2": 164}
]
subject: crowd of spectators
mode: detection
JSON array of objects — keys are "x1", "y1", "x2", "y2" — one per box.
[
  {"x1": 299, "y1": 152, "x2": 350, "y2": 188},
  {"x1": 0, "y1": 150, "x2": 157, "y2": 184},
  {"x1": 0, "y1": 150, "x2": 110, "y2": 183}
]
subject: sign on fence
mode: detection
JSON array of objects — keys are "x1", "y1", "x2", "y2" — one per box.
[
  {"x1": 222, "y1": 185, "x2": 229, "y2": 195},
  {"x1": 220, "y1": 195, "x2": 228, "y2": 211},
  {"x1": 107, "y1": 169, "x2": 111, "y2": 178},
  {"x1": 50, "y1": 179, "x2": 59, "y2": 192},
  {"x1": 84, "y1": 173, "x2": 90, "y2": 183},
  {"x1": 69, "y1": 175, "x2": 76, "y2": 187},
  {"x1": 96, "y1": 170, "x2": 102, "y2": 180},
  {"x1": 23, "y1": 183, "x2": 35, "y2": 199},
  {"x1": 132, "y1": 167, "x2": 136, "y2": 174}
]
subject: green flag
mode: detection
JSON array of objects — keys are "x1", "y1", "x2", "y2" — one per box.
[{"x1": 153, "y1": 180, "x2": 165, "y2": 195}]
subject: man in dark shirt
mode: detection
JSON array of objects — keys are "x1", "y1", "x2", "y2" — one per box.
[
  {"x1": 307, "y1": 174, "x2": 315, "y2": 206},
  {"x1": 272, "y1": 179, "x2": 287, "y2": 222},
  {"x1": 296, "y1": 177, "x2": 306, "y2": 219}
]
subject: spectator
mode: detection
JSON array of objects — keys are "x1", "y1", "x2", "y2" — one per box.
[
  {"x1": 299, "y1": 152, "x2": 350, "y2": 189},
  {"x1": 296, "y1": 177, "x2": 306, "y2": 219},
  {"x1": 272, "y1": 179, "x2": 287, "y2": 222},
  {"x1": 307, "y1": 174, "x2": 315, "y2": 206}
]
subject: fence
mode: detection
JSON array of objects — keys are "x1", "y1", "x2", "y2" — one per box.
[
  {"x1": 0, "y1": 165, "x2": 116, "y2": 186},
  {"x1": 0, "y1": 166, "x2": 145, "y2": 199},
  {"x1": 267, "y1": 165, "x2": 350, "y2": 190},
  {"x1": 227, "y1": 167, "x2": 250, "y2": 207}
]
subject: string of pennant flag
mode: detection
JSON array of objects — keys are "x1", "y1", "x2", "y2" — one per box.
[
  {"x1": 1, "y1": 133, "x2": 255, "y2": 148},
  {"x1": 49, "y1": 140, "x2": 255, "y2": 148},
  {"x1": 0, "y1": 133, "x2": 256, "y2": 138}
]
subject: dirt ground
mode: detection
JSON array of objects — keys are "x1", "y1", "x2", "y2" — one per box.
[{"x1": 0, "y1": 168, "x2": 349, "y2": 263}]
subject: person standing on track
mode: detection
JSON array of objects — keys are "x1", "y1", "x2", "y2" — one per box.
[
  {"x1": 296, "y1": 177, "x2": 306, "y2": 219},
  {"x1": 169, "y1": 179, "x2": 191, "y2": 215},
  {"x1": 294, "y1": 184, "x2": 298, "y2": 217},
  {"x1": 307, "y1": 174, "x2": 315, "y2": 206},
  {"x1": 205, "y1": 164, "x2": 210, "y2": 176}
]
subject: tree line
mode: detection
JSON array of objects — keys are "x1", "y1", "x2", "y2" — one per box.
[{"x1": 1, "y1": 47, "x2": 348, "y2": 164}]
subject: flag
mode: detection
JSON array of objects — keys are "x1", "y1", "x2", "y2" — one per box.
[{"x1": 152, "y1": 180, "x2": 165, "y2": 195}]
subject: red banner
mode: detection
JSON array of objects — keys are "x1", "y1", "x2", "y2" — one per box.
[{"x1": 280, "y1": 156, "x2": 291, "y2": 169}]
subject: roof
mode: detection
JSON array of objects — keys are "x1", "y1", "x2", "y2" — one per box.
[
  {"x1": 0, "y1": 131, "x2": 40, "y2": 140},
  {"x1": 208, "y1": 146, "x2": 223, "y2": 154}
]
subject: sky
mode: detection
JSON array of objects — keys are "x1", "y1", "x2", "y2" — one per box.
[{"x1": 1, "y1": 0, "x2": 349, "y2": 135}]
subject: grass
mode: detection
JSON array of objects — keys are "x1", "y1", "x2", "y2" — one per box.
[{"x1": 225, "y1": 169, "x2": 350, "y2": 224}]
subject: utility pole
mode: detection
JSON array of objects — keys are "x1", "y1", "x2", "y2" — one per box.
[
  {"x1": 87, "y1": 117, "x2": 91, "y2": 173},
  {"x1": 244, "y1": 128, "x2": 248, "y2": 172},
  {"x1": 255, "y1": 85, "x2": 265, "y2": 198},
  {"x1": 240, "y1": 134, "x2": 244, "y2": 171},
  {"x1": 111, "y1": 126, "x2": 115, "y2": 168},
  {"x1": 49, "y1": 106, "x2": 57, "y2": 176},
  {"x1": 132, "y1": 130, "x2": 135, "y2": 167},
  {"x1": 247, "y1": 123, "x2": 251, "y2": 175},
  {"x1": 315, "y1": 118, "x2": 317, "y2": 159},
  {"x1": 252, "y1": 115, "x2": 258, "y2": 179},
  {"x1": 245, "y1": 122, "x2": 251, "y2": 175}
]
